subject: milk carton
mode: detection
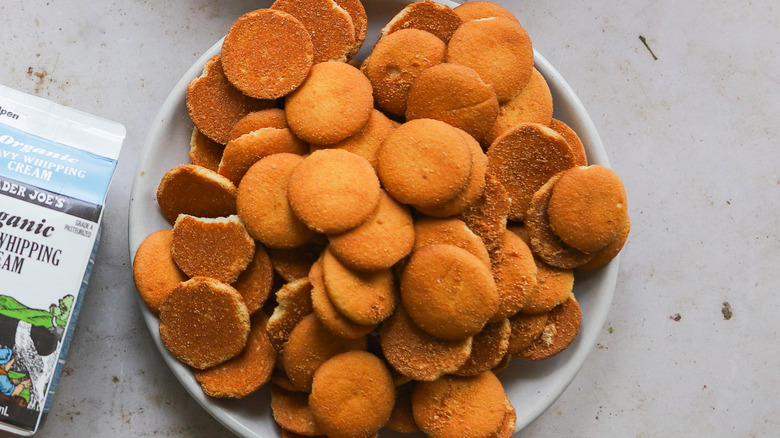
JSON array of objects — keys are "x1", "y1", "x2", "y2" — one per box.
[{"x1": 0, "y1": 84, "x2": 125, "y2": 435}]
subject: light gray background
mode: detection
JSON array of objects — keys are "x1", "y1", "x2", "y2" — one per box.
[{"x1": 1, "y1": 0, "x2": 778, "y2": 436}]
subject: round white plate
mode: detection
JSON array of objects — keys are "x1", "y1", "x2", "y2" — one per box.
[{"x1": 128, "y1": 2, "x2": 619, "y2": 436}]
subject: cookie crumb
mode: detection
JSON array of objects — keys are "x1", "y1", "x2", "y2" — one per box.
[
  {"x1": 721, "y1": 302, "x2": 733, "y2": 320},
  {"x1": 670, "y1": 313, "x2": 681, "y2": 322}
]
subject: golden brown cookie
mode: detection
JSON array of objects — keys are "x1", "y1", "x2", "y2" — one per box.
[
  {"x1": 406, "y1": 62, "x2": 499, "y2": 144},
  {"x1": 453, "y1": 1, "x2": 519, "y2": 22},
  {"x1": 232, "y1": 245, "x2": 274, "y2": 314},
  {"x1": 218, "y1": 127, "x2": 308, "y2": 185},
  {"x1": 189, "y1": 127, "x2": 223, "y2": 172},
  {"x1": 133, "y1": 229, "x2": 188, "y2": 315},
  {"x1": 454, "y1": 318, "x2": 511, "y2": 377},
  {"x1": 186, "y1": 55, "x2": 273, "y2": 144},
  {"x1": 309, "y1": 259, "x2": 377, "y2": 339},
  {"x1": 446, "y1": 17, "x2": 534, "y2": 103},
  {"x1": 525, "y1": 173, "x2": 593, "y2": 268},
  {"x1": 221, "y1": 9, "x2": 313, "y2": 99},
  {"x1": 309, "y1": 351, "x2": 395, "y2": 438},
  {"x1": 379, "y1": 307, "x2": 472, "y2": 381},
  {"x1": 285, "y1": 61, "x2": 373, "y2": 145},
  {"x1": 334, "y1": 0, "x2": 367, "y2": 60},
  {"x1": 266, "y1": 277, "x2": 314, "y2": 352},
  {"x1": 458, "y1": 172, "x2": 511, "y2": 256},
  {"x1": 549, "y1": 118, "x2": 588, "y2": 166},
  {"x1": 236, "y1": 153, "x2": 316, "y2": 249},
  {"x1": 170, "y1": 215, "x2": 255, "y2": 284},
  {"x1": 415, "y1": 128, "x2": 489, "y2": 218},
  {"x1": 412, "y1": 216, "x2": 491, "y2": 268},
  {"x1": 361, "y1": 29, "x2": 446, "y2": 116},
  {"x1": 156, "y1": 164, "x2": 237, "y2": 224},
  {"x1": 401, "y1": 244, "x2": 498, "y2": 340},
  {"x1": 548, "y1": 165, "x2": 628, "y2": 253},
  {"x1": 521, "y1": 258, "x2": 574, "y2": 315},
  {"x1": 282, "y1": 313, "x2": 367, "y2": 392},
  {"x1": 378, "y1": 118, "x2": 473, "y2": 210},
  {"x1": 487, "y1": 123, "x2": 577, "y2": 221},
  {"x1": 386, "y1": 382, "x2": 420, "y2": 433},
  {"x1": 270, "y1": 385, "x2": 324, "y2": 437},
  {"x1": 159, "y1": 277, "x2": 250, "y2": 369},
  {"x1": 194, "y1": 313, "x2": 276, "y2": 398},
  {"x1": 267, "y1": 242, "x2": 326, "y2": 282},
  {"x1": 578, "y1": 214, "x2": 630, "y2": 270},
  {"x1": 327, "y1": 190, "x2": 415, "y2": 272},
  {"x1": 309, "y1": 109, "x2": 395, "y2": 170},
  {"x1": 486, "y1": 68, "x2": 554, "y2": 146},
  {"x1": 496, "y1": 396, "x2": 517, "y2": 438},
  {"x1": 412, "y1": 371, "x2": 508, "y2": 438},
  {"x1": 321, "y1": 249, "x2": 397, "y2": 325},
  {"x1": 288, "y1": 148, "x2": 381, "y2": 234},
  {"x1": 506, "y1": 311, "x2": 548, "y2": 355},
  {"x1": 271, "y1": 0, "x2": 356, "y2": 63},
  {"x1": 380, "y1": 0, "x2": 462, "y2": 43},
  {"x1": 517, "y1": 295, "x2": 581, "y2": 360},
  {"x1": 229, "y1": 108, "x2": 289, "y2": 141},
  {"x1": 490, "y1": 229, "x2": 538, "y2": 321}
]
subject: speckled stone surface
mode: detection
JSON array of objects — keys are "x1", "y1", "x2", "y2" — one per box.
[{"x1": 1, "y1": 0, "x2": 778, "y2": 437}]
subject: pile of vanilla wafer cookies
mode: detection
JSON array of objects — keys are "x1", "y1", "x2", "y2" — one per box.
[{"x1": 132, "y1": 0, "x2": 630, "y2": 436}]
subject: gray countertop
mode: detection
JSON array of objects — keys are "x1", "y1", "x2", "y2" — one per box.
[{"x1": 1, "y1": 0, "x2": 778, "y2": 436}]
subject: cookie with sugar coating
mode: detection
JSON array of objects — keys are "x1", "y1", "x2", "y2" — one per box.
[
  {"x1": 548, "y1": 165, "x2": 628, "y2": 253},
  {"x1": 159, "y1": 276, "x2": 250, "y2": 369},
  {"x1": 309, "y1": 351, "x2": 395, "y2": 438},
  {"x1": 266, "y1": 277, "x2": 313, "y2": 352},
  {"x1": 156, "y1": 164, "x2": 237, "y2": 224},
  {"x1": 487, "y1": 122, "x2": 577, "y2": 222},
  {"x1": 446, "y1": 16, "x2": 534, "y2": 103},
  {"x1": 170, "y1": 214, "x2": 255, "y2": 284},
  {"x1": 453, "y1": 1, "x2": 519, "y2": 23},
  {"x1": 287, "y1": 148, "x2": 380, "y2": 234},
  {"x1": 133, "y1": 228, "x2": 188, "y2": 315},
  {"x1": 186, "y1": 55, "x2": 274, "y2": 144},
  {"x1": 281, "y1": 313, "x2": 367, "y2": 392},
  {"x1": 401, "y1": 243, "x2": 498, "y2": 340},
  {"x1": 525, "y1": 172, "x2": 593, "y2": 268},
  {"x1": 218, "y1": 127, "x2": 308, "y2": 185},
  {"x1": 486, "y1": 68, "x2": 554, "y2": 146},
  {"x1": 453, "y1": 318, "x2": 511, "y2": 377},
  {"x1": 379, "y1": 306, "x2": 472, "y2": 382},
  {"x1": 188, "y1": 127, "x2": 223, "y2": 172},
  {"x1": 327, "y1": 190, "x2": 414, "y2": 272},
  {"x1": 309, "y1": 259, "x2": 377, "y2": 339},
  {"x1": 406, "y1": 63, "x2": 499, "y2": 144},
  {"x1": 309, "y1": 109, "x2": 395, "y2": 171},
  {"x1": 285, "y1": 61, "x2": 373, "y2": 145},
  {"x1": 412, "y1": 216, "x2": 491, "y2": 269},
  {"x1": 378, "y1": 119, "x2": 473, "y2": 210},
  {"x1": 490, "y1": 229, "x2": 538, "y2": 321},
  {"x1": 231, "y1": 245, "x2": 274, "y2": 314},
  {"x1": 380, "y1": 0, "x2": 462, "y2": 43},
  {"x1": 221, "y1": 9, "x2": 313, "y2": 99},
  {"x1": 236, "y1": 153, "x2": 315, "y2": 249},
  {"x1": 193, "y1": 312, "x2": 276, "y2": 398},
  {"x1": 271, "y1": 0, "x2": 356, "y2": 63},
  {"x1": 270, "y1": 385, "x2": 325, "y2": 437},
  {"x1": 362, "y1": 29, "x2": 446, "y2": 116},
  {"x1": 412, "y1": 371, "x2": 509, "y2": 438},
  {"x1": 321, "y1": 248, "x2": 397, "y2": 325},
  {"x1": 516, "y1": 295, "x2": 581, "y2": 360}
]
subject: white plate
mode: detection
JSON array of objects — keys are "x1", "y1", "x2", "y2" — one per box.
[{"x1": 128, "y1": 2, "x2": 619, "y2": 436}]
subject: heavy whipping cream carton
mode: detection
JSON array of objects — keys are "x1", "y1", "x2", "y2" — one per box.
[{"x1": 0, "y1": 84, "x2": 124, "y2": 435}]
